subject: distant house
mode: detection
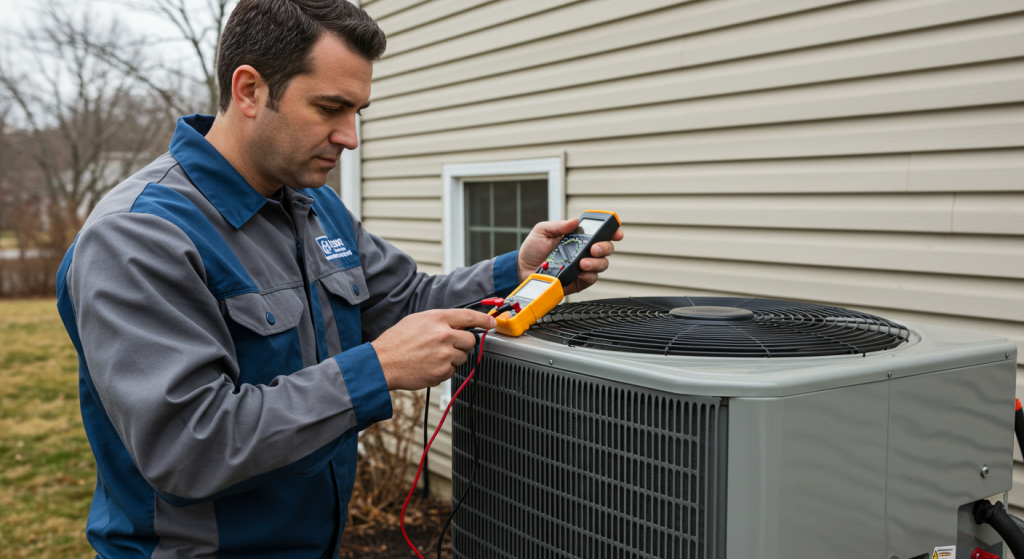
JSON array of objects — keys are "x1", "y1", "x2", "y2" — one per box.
[{"x1": 344, "y1": 0, "x2": 1024, "y2": 507}]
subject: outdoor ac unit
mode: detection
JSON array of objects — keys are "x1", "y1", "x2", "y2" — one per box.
[{"x1": 449, "y1": 297, "x2": 1018, "y2": 559}]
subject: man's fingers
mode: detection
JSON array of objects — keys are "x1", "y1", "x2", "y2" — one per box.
[
  {"x1": 532, "y1": 218, "x2": 578, "y2": 239},
  {"x1": 451, "y1": 330, "x2": 478, "y2": 352},
  {"x1": 451, "y1": 350, "x2": 469, "y2": 368},
  {"x1": 576, "y1": 272, "x2": 598, "y2": 289},
  {"x1": 589, "y1": 241, "x2": 615, "y2": 257},
  {"x1": 442, "y1": 308, "x2": 497, "y2": 331},
  {"x1": 579, "y1": 257, "x2": 609, "y2": 273},
  {"x1": 564, "y1": 272, "x2": 598, "y2": 295}
]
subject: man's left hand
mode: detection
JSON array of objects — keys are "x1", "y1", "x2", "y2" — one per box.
[{"x1": 517, "y1": 218, "x2": 624, "y2": 295}]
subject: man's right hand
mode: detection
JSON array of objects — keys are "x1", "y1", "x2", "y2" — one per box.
[{"x1": 371, "y1": 309, "x2": 497, "y2": 391}]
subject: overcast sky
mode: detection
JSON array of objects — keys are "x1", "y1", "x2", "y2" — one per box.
[
  {"x1": 1, "y1": 0, "x2": 162, "y2": 35},
  {"x1": 0, "y1": 0, "x2": 226, "y2": 71}
]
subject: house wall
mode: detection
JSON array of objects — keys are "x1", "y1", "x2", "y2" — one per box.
[{"x1": 357, "y1": 0, "x2": 1024, "y2": 510}]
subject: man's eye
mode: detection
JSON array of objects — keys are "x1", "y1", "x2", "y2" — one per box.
[{"x1": 319, "y1": 105, "x2": 342, "y2": 115}]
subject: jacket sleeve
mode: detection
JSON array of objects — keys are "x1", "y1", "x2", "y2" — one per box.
[
  {"x1": 67, "y1": 211, "x2": 391, "y2": 505},
  {"x1": 353, "y1": 211, "x2": 521, "y2": 340}
]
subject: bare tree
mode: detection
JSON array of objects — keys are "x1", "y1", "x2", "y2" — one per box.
[
  {"x1": 0, "y1": 3, "x2": 174, "y2": 257},
  {"x1": 126, "y1": 0, "x2": 233, "y2": 114},
  {"x1": 0, "y1": 99, "x2": 12, "y2": 240},
  {"x1": 77, "y1": 0, "x2": 233, "y2": 115}
]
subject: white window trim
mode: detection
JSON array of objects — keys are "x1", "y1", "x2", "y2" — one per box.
[
  {"x1": 342, "y1": 0, "x2": 362, "y2": 217},
  {"x1": 441, "y1": 156, "x2": 565, "y2": 274},
  {"x1": 339, "y1": 114, "x2": 361, "y2": 220},
  {"x1": 438, "y1": 156, "x2": 565, "y2": 409}
]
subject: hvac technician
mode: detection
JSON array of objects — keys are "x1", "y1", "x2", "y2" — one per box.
[{"x1": 55, "y1": 0, "x2": 622, "y2": 557}]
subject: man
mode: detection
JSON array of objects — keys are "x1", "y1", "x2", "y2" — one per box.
[{"x1": 56, "y1": 0, "x2": 622, "y2": 557}]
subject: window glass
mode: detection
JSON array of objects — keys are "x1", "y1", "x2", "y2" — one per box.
[
  {"x1": 520, "y1": 181, "x2": 547, "y2": 228},
  {"x1": 466, "y1": 183, "x2": 490, "y2": 227},
  {"x1": 493, "y1": 185, "x2": 518, "y2": 228},
  {"x1": 464, "y1": 179, "x2": 548, "y2": 266}
]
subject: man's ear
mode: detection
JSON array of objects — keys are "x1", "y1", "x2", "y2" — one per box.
[{"x1": 231, "y1": 65, "x2": 265, "y2": 119}]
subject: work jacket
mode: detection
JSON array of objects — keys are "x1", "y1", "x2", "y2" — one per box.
[{"x1": 56, "y1": 114, "x2": 520, "y2": 558}]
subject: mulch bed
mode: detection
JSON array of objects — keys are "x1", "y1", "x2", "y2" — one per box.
[{"x1": 339, "y1": 497, "x2": 453, "y2": 559}]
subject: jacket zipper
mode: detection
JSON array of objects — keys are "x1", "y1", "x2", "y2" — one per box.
[{"x1": 296, "y1": 238, "x2": 316, "y2": 333}]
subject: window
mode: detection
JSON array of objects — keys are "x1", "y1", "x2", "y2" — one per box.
[
  {"x1": 441, "y1": 157, "x2": 564, "y2": 273},
  {"x1": 464, "y1": 179, "x2": 548, "y2": 266},
  {"x1": 439, "y1": 157, "x2": 564, "y2": 408}
]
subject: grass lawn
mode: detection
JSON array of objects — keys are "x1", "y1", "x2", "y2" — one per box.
[
  {"x1": 0, "y1": 298, "x2": 95, "y2": 558},
  {"x1": 0, "y1": 298, "x2": 447, "y2": 558},
  {"x1": 0, "y1": 231, "x2": 16, "y2": 251}
]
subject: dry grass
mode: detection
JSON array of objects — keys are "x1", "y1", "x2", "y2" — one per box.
[
  {"x1": 0, "y1": 294, "x2": 442, "y2": 556},
  {"x1": 0, "y1": 298, "x2": 442, "y2": 558},
  {"x1": 0, "y1": 232, "x2": 16, "y2": 251},
  {"x1": 0, "y1": 298, "x2": 95, "y2": 558}
]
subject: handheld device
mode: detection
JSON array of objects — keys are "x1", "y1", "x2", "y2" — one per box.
[
  {"x1": 535, "y1": 210, "x2": 621, "y2": 286},
  {"x1": 492, "y1": 210, "x2": 619, "y2": 337},
  {"x1": 494, "y1": 274, "x2": 564, "y2": 337}
]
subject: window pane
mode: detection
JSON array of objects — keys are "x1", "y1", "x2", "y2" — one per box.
[
  {"x1": 494, "y1": 232, "x2": 518, "y2": 256},
  {"x1": 493, "y1": 183, "x2": 517, "y2": 228},
  {"x1": 463, "y1": 177, "x2": 549, "y2": 266},
  {"x1": 468, "y1": 231, "x2": 490, "y2": 266},
  {"x1": 465, "y1": 182, "x2": 491, "y2": 227},
  {"x1": 520, "y1": 180, "x2": 548, "y2": 229}
]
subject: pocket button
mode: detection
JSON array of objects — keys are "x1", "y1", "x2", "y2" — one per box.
[
  {"x1": 352, "y1": 285, "x2": 360, "y2": 296},
  {"x1": 266, "y1": 312, "x2": 276, "y2": 325}
]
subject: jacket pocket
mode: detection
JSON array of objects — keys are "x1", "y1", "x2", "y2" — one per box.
[
  {"x1": 223, "y1": 288, "x2": 305, "y2": 336},
  {"x1": 223, "y1": 288, "x2": 306, "y2": 385},
  {"x1": 319, "y1": 267, "x2": 369, "y2": 306},
  {"x1": 319, "y1": 268, "x2": 368, "y2": 352}
]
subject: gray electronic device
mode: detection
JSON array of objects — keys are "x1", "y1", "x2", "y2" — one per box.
[{"x1": 449, "y1": 297, "x2": 1018, "y2": 559}]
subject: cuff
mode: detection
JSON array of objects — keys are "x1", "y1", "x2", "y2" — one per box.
[
  {"x1": 492, "y1": 250, "x2": 520, "y2": 298},
  {"x1": 334, "y1": 343, "x2": 393, "y2": 431}
]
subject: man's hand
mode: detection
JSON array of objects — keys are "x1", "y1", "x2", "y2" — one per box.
[
  {"x1": 371, "y1": 309, "x2": 496, "y2": 391},
  {"x1": 517, "y1": 218, "x2": 624, "y2": 295}
]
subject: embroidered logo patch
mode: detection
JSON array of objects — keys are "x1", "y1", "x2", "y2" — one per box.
[{"x1": 315, "y1": 236, "x2": 353, "y2": 261}]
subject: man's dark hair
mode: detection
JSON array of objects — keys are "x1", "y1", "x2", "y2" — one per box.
[{"x1": 216, "y1": 0, "x2": 386, "y2": 113}]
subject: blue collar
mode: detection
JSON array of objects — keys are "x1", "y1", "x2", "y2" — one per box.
[{"x1": 169, "y1": 114, "x2": 268, "y2": 229}]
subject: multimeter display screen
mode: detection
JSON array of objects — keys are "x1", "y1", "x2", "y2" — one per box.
[
  {"x1": 513, "y1": 279, "x2": 551, "y2": 302},
  {"x1": 578, "y1": 218, "x2": 604, "y2": 236}
]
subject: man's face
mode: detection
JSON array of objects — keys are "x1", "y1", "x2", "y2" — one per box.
[{"x1": 247, "y1": 33, "x2": 372, "y2": 190}]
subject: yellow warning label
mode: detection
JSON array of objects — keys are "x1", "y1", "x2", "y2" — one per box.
[{"x1": 932, "y1": 545, "x2": 955, "y2": 559}]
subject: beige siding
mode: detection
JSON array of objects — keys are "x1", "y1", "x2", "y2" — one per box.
[{"x1": 359, "y1": 0, "x2": 1024, "y2": 500}]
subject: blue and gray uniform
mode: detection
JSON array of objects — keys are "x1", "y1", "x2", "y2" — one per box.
[{"x1": 55, "y1": 114, "x2": 520, "y2": 558}]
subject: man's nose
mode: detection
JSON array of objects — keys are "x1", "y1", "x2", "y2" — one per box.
[{"x1": 330, "y1": 115, "x2": 359, "y2": 151}]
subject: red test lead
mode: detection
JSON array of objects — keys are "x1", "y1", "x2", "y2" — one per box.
[{"x1": 400, "y1": 332, "x2": 488, "y2": 559}]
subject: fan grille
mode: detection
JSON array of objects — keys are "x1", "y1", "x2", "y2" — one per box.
[{"x1": 526, "y1": 297, "x2": 909, "y2": 358}]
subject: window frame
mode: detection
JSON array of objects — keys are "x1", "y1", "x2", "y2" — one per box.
[
  {"x1": 441, "y1": 157, "x2": 565, "y2": 274},
  {"x1": 439, "y1": 157, "x2": 564, "y2": 408}
]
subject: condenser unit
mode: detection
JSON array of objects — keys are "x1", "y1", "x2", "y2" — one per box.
[{"x1": 449, "y1": 297, "x2": 1018, "y2": 559}]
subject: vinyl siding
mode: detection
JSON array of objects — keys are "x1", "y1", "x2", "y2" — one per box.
[{"x1": 359, "y1": 0, "x2": 1024, "y2": 509}]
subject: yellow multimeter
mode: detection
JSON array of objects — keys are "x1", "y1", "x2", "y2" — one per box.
[
  {"x1": 493, "y1": 209, "x2": 619, "y2": 337},
  {"x1": 494, "y1": 274, "x2": 564, "y2": 337}
]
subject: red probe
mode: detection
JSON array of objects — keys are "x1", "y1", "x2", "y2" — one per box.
[{"x1": 400, "y1": 331, "x2": 487, "y2": 559}]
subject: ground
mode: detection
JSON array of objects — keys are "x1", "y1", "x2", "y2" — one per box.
[
  {"x1": 339, "y1": 500, "x2": 453, "y2": 559},
  {"x1": 0, "y1": 298, "x2": 450, "y2": 558},
  {"x1": 0, "y1": 298, "x2": 94, "y2": 558}
]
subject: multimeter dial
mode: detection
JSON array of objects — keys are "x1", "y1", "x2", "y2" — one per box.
[
  {"x1": 547, "y1": 236, "x2": 588, "y2": 267},
  {"x1": 534, "y1": 210, "x2": 621, "y2": 286}
]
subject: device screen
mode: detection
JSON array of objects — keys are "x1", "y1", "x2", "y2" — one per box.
[
  {"x1": 513, "y1": 279, "x2": 551, "y2": 302},
  {"x1": 578, "y1": 218, "x2": 604, "y2": 236}
]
